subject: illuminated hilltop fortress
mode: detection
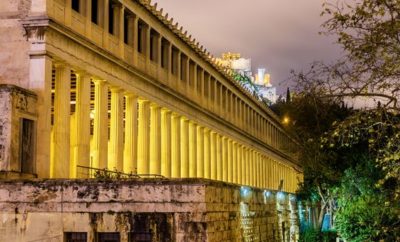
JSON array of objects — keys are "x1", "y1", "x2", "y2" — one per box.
[{"x1": 216, "y1": 52, "x2": 277, "y2": 104}]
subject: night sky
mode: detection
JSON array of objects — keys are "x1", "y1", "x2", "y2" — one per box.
[{"x1": 154, "y1": 0, "x2": 343, "y2": 94}]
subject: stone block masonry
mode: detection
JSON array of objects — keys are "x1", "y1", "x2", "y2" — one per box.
[{"x1": 0, "y1": 179, "x2": 298, "y2": 241}]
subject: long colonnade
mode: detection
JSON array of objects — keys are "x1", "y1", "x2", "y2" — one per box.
[
  {"x1": 28, "y1": 0, "x2": 302, "y2": 193},
  {"x1": 49, "y1": 65, "x2": 299, "y2": 192}
]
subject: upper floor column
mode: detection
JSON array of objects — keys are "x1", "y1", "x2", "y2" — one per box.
[
  {"x1": 71, "y1": 71, "x2": 91, "y2": 178},
  {"x1": 51, "y1": 63, "x2": 71, "y2": 178}
]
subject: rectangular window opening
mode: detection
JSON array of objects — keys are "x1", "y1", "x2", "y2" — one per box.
[
  {"x1": 171, "y1": 47, "x2": 179, "y2": 75},
  {"x1": 124, "y1": 11, "x2": 129, "y2": 44},
  {"x1": 72, "y1": 0, "x2": 80, "y2": 13},
  {"x1": 161, "y1": 38, "x2": 169, "y2": 69},
  {"x1": 137, "y1": 20, "x2": 148, "y2": 54},
  {"x1": 65, "y1": 232, "x2": 87, "y2": 242},
  {"x1": 98, "y1": 232, "x2": 120, "y2": 242},
  {"x1": 150, "y1": 29, "x2": 159, "y2": 62},
  {"x1": 180, "y1": 54, "x2": 188, "y2": 82},
  {"x1": 91, "y1": 0, "x2": 98, "y2": 24},
  {"x1": 20, "y1": 118, "x2": 34, "y2": 174},
  {"x1": 108, "y1": 1, "x2": 114, "y2": 35}
]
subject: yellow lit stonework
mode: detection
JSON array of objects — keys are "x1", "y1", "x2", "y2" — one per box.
[{"x1": 0, "y1": 0, "x2": 302, "y2": 194}]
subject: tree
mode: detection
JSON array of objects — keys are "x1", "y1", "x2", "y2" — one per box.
[
  {"x1": 322, "y1": 109, "x2": 400, "y2": 240},
  {"x1": 294, "y1": 0, "x2": 400, "y2": 109},
  {"x1": 272, "y1": 93, "x2": 352, "y2": 230},
  {"x1": 283, "y1": 1, "x2": 400, "y2": 239},
  {"x1": 286, "y1": 87, "x2": 291, "y2": 103}
]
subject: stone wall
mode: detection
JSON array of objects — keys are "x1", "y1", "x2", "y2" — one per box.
[
  {"x1": 0, "y1": 84, "x2": 37, "y2": 175},
  {"x1": 0, "y1": 179, "x2": 298, "y2": 241},
  {"x1": 0, "y1": 0, "x2": 31, "y2": 88}
]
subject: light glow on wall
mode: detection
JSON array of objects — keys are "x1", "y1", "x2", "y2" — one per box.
[{"x1": 240, "y1": 186, "x2": 252, "y2": 198}]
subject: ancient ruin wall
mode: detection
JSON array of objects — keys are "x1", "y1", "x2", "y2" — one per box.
[{"x1": 0, "y1": 179, "x2": 298, "y2": 242}]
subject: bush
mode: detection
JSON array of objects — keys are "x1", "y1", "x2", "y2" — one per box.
[{"x1": 300, "y1": 227, "x2": 337, "y2": 242}]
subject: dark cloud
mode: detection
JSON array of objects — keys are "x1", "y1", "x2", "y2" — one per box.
[{"x1": 154, "y1": 0, "x2": 342, "y2": 93}]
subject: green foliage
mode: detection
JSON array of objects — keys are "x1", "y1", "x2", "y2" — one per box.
[
  {"x1": 320, "y1": 111, "x2": 400, "y2": 240},
  {"x1": 232, "y1": 72, "x2": 260, "y2": 97},
  {"x1": 300, "y1": 227, "x2": 320, "y2": 242},
  {"x1": 335, "y1": 195, "x2": 398, "y2": 241},
  {"x1": 280, "y1": 1, "x2": 400, "y2": 238},
  {"x1": 300, "y1": 227, "x2": 337, "y2": 242},
  {"x1": 334, "y1": 160, "x2": 399, "y2": 241}
]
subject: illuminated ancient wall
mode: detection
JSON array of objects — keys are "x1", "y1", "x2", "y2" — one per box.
[{"x1": 0, "y1": 179, "x2": 299, "y2": 242}]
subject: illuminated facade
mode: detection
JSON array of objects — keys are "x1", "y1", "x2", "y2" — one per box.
[{"x1": 0, "y1": 0, "x2": 302, "y2": 241}]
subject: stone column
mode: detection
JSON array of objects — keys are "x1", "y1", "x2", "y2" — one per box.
[
  {"x1": 203, "y1": 128, "x2": 211, "y2": 179},
  {"x1": 249, "y1": 150, "x2": 254, "y2": 186},
  {"x1": 65, "y1": 0, "x2": 72, "y2": 26},
  {"x1": 262, "y1": 156, "x2": 266, "y2": 188},
  {"x1": 102, "y1": 0, "x2": 110, "y2": 48},
  {"x1": 176, "y1": 52, "x2": 181, "y2": 86},
  {"x1": 253, "y1": 152, "x2": 257, "y2": 187},
  {"x1": 254, "y1": 152, "x2": 258, "y2": 187},
  {"x1": 210, "y1": 131, "x2": 217, "y2": 180},
  {"x1": 157, "y1": 34, "x2": 162, "y2": 66},
  {"x1": 71, "y1": 72, "x2": 91, "y2": 178},
  {"x1": 137, "y1": 99, "x2": 150, "y2": 175},
  {"x1": 112, "y1": 4, "x2": 119, "y2": 36},
  {"x1": 196, "y1": 126, "x2": 204, "y2": 178},
  {"x1": 118, "y1": 5, "x2": 125, "y2": 57},
  {"x1": 167, "y1": 43, "x2": 172, "y2": 83},
  {"x1": 161, "y1": 109, "x2": 171, "y2": 177},
  {"x1": 188, "y1": 121, "x2": 197, "y2": 177},
  {"x1": 241, "y1": 147, "x2": 246, "y2": 185},
  {"x1": 145, "y1": 26, "x2": 151, "y2": 58},
  {"x1": 222, "y1": 137, "x2": 228, "y2": 182},
  {"x1": 268, "y1": 158, "x2": 273, "y2": 189},
  {"x1": 233, "y1": 142, "x2": 238, "y2": 184},
  {"x1": 126, "y1": 15, "x2": 135, "y2": 47},
  {"x1": 109, "y1": 87, "x2": 124, "y2": 171},
  {"x1": 198, "y1": 68, "x2": 204, "y2": 104},
  {"x1": 85, "y1": 0, "x2": 92, "y2": 37},
  {"x1": 216, "y1": 134, "x2": 223, "y2": 181},
  {"x1": 92, "y1": 80, "x2": 108, "y2": 170},
  {"x1": 257, "y1": 153, "x2": 262, "y2": 187},
  {"x1": 238, "y1": 145, "x2": 243, "y2": 185},
  {"x1": 245, "y1": 148, "x2": 250, "y2": 186},
  {"x1": 123, "y1": 93, "x2": 138, "y2": 174},
  {"x1": 171, "y1": 113, "x2": 181, "y2": 178},
  {"x1": 133, "y1": 16, "x2": 139, "y2": 54},
  {"x1": 228, "y1": 139, "x2": 233, "y2": 183},
  {"x1": 149, "y1": 103, "x2": 161, "y2": 175},
  {"x1": 180, "y1": 117, "x2": 189, "y2": 177},
  {"x1": 30, "y1": 55, "x2": 52, "y2": 178},
  {"x1": 51, "y1": 64, "x2": 71, "y2": 178}
]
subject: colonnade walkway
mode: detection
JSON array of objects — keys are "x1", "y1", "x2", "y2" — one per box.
[{"x1": 26, "y1": 0, "x2": 302, "y2": 193}]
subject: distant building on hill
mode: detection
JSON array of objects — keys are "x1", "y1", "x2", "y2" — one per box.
[{"x1": 217, "y1": 52, "x2": 277, "y2": 104}]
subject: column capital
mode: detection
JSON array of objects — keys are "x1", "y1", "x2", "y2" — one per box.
[
  {"x1": 171, "y1": 112, "x2": 181, "y2": 118},
  {"x1": 92, "y1": 79, "x2": 107, "y2": 85},
  {"x1": 161, "y1": 107, "x2": 171, "y2": 113},
  {"x1": 138, "y1": 97, "x2": 149, "y2": 103},
  {"x1": 74, "y1": 70, "x2": 91, "y2": 78},
  {"x1": 124, "y1": 91, "x2": 137, "y2": 98},
  {"x1": 150, "y1": 102, "x2": 160, "y2": 108},
  {"x1": 53, "y1": 61, "x2": 68, "y2": 69},
  {"x1": 110, "y1": 86, "x2": 123, "y2": 93}
]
